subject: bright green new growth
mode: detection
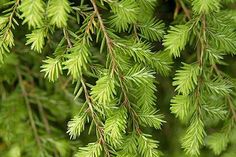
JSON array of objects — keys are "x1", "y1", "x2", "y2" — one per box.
[
  {"x1": 48, "y1": 0, "x2": 71, "y2": 28},
  {"x1": 19, "y1": 0, "x2": 45, "y2": 28},
  {"x1": 170, "y1": 95, "x2": 192, "y2": 121},
  {"x1": 137, "y1": 18, "x2": 165, "y2": 41},
  {"x1": 91, "y1": 74, "x2": 116, "y2": 106},
  {"x1": 138, "y1": 134, "x2": 160, "y2": 157},
  {"x1": 110, "y1": 0, "x2": 139, "y2": 32},
  {"x1": 75, "y1": 142, "x2": 102, "y2": 157},
  {"x1": 67, "y1": 113, "x2": 87, "y2": 140},
  {"x1": 63, "y1": 42, "x2": 91, "y2": 80},
  {"x1": 165, "y1": 0, "x2": 236, "y2": 156},
  {"x1": 182, "y1": 116, "x2": 206, "y2": 156},
  {"x1": 206, "y1": 133, "x2": 229, "y2": 155},
  {"x1": 104, "y1": 107, "x2": 127, "y2": 148},
  {"x1": 192, "y1": 0, "x2": 221, "y2": 14},
  {"x1": 41, "y1": 57, "x2": 62, "y2": 82},
  {"x1": 163, "y1": 25, "x2": 190, "y2": 57},
  {"x1": 173, "y1": 63, "x2": 200, "y2": 95},
  {"x1": 26, "y1": 28, "x2": 45, "y2": 52}
]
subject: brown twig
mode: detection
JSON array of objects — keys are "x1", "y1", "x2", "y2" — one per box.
[
  {"x1": 178, "y1": 0, "x2": 191, "y2": 20},
  {"x1": 63, "y1": 28, "x2": 73, "y2": 48},
  {"x1": 227, "y1": 96, "x2": 236, "y2": 121}
]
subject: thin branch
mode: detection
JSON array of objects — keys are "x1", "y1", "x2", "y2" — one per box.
[
  {"x1": 36, "y1": 99, "x2": 60, "y2": 157},
  {"x1": 200, "y1": 14, "x2": 206, "y2": 66},
  {"x1": 174, "y1": 1, "x2": 180, "y2": 19},
  {"x1": 133, "y1": 24, "x2": 139, "y2": 40},
  {"x1": 90, "y1": 0, "x2": 117, "y2": 75},
  {"x1": 16, "y1": 67, "x2": 42, "y2": 150},
  {"x1": 192, "y1": 14, "x2": 207, "y2": 121},
  {"x1": 85, "y1": 12, "x2": 96, "y2": 34},
  {"x1": 36, "y1": 99, "x2": 51, "y2": 134},
  {"x1": 178, "y1": 0, "x2": 191, "y2": 20},
  {"x1": 227, "y1": 96, "x2": 236, "y2": 121},
  {"x1": 63, "y1": 28, "x2": 73, "y2": 48}
]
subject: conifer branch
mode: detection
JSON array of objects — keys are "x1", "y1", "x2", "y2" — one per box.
[
  {"x1": 6, "y1": 0, "x2": 20, "y2": 30},
  {"x1": 0, "y1": 0, "x2": 20, "y2": 63},
  {"x1": 90, "y1": 0, "x2": 141, "y2": 133},
  {"x1": 81, "y1": 78, "x2": 111, "y2": 157},
  {"x1": 91, "y1": 0, "x2": 117, "y2": 75},
  {"x1": 212, "y1": 64, "x2": 236, "y2": 122},
  {"x1": 1, "y1": 1, "x2": 235, "y2": 156},
  {"x1": 63, "y1": 27, "x2": 111, "y2": 156}
]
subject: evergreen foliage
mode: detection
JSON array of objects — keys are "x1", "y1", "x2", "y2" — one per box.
[{"x1": 0, "y1": 0, "x2": 236, "y2": 157}]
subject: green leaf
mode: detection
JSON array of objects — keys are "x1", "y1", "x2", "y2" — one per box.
[
  {"x1": 116, "y1": 40, "x2": 152, "y2": 63},
  {"x1": 202, "y1": 103, "x2": 227, "y2": 120},
  {"x1": 137, "y1": 0, "x2": 156, "y2": 9},
  {"x1": 48, "y1": 0, "x2": 71, "y2": 28},
  {"x1": 26, "y1": 28, "x2": 45, "y2": 53},
  {"x1": 163, "y1": 25, "x2": 190, "y2": 57},
  {"x1": 116, "y1": 40, "x2": 172, "y2": 76},
  {"x1": 0, "y1": 16, "x2": 8, "y2": 29},
  {"x1": 173, "y1": 63, "x2": 200, "y2": 95},
  {"x1": 205, "y1": 77, "x2": 233, "y2": 96},
  {"x1": 192, "y1": 0, "x2": 221, "y2": 14},
  {"x1": 0, "y1": 41, "x2": 10, "y2": 64},
  {"x1": 104, "y1": 107, "x2": 127, "y2": 148},
  {"x1": 138, "y1": 109, "x2": 165, "y2": 129},
  {"x1": 75, "y1": 142, "x2": 102, "y2": 157},
  {"x1": 116, "y1": 152, "x2": 138, "y2": 157},
  {"x1": 0, "y1": 29, "x2": 14, "y2": 49},
  {"x1": 150, "y1": 51, "x2": 173, "y2": 76},
  {"x1": 138, "y1": 134, "x2": 161, "y2": 157},
  {"x1": 138, "y1": 18, "x2": 165, "y2": 41},
  {"x1": 91, "y1": 73, "x2": 117, "y2": 106},
  {"x1": 116, "y1": 133, "x2": 138, "y2": 156},
  {"x1": 124, "y1": 64, "x2": 155, "y2": 86},
  {"x1": 208, "y1": 26, "x2": 236, "y2": 55},
  {"x1": 170, "y1": 95, "x2": 192, "y2": 121},
  {"x1": 134, "y1": 78, "x2": 156, "y2": 109},
  {"x1": 110, "y1": 0, "x2": 139, "y2": 32},
  {"x1": 19, "y1": 0, "x2": 45, "y2": 28},
  {"x1": 67, "y1": 113, "x2": 87, "y2": 139},
  {"x1": 206, "y1": 133, "x2": 229, "y2": 155},
  {"x1": 41, "y1": 57, "x2": 62, "y2": 82},
  {"x1": 63, "y1": 43, "x2": 90, "y2": 80},
  {"x1": 206, "y1": 48, "x2": 225, "y2": 65},
  {"x1": 7, "y1": 145, "x2": 21, "y2": 157},
  {"x1": 182, "y1": 116, "x2": 206, "y2": 156}
]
